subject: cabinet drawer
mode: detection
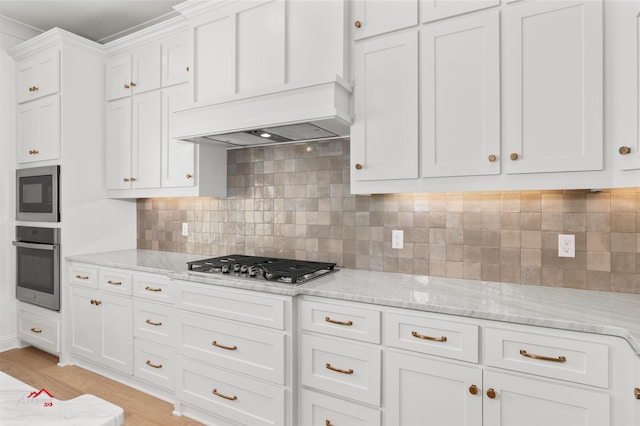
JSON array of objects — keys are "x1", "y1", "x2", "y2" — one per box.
[
  {"x1": 18, "y1": 307, "x2": 60, "y2": 354},
  {"x1": 176, "y1": 356, "x2": 285, "y2": 426},
  {"x1": 300, "y1": 389, "x2": 381, "y2": 426},
  {"x1": 484, "y1": 327, "x2": 609, "y2": 388},
  {"x1": 384, "y1": 311, "x2": 479, "y2": 363},
  {"x1": 98, "y1": 269, "x2": 133, "y2": 295},
  {"x1": 134, "y1": 299, "x2": 174, "y2": 345},
  {"x1": 175, "y1": 280, "x2": 285, "y2": 329},
  {"x1": 134, "y1": 339, "x2": 174, "y2": 391},
  {"x1": 133, "y1": 274, "x2": 174, "y2": 303},
  {"x1": 69, "y1": 264, "x2": 98, "y2": 288},
  {"x1": 300, "y1": 299, "x2": 381, "y2": 343},
  {"x1": 176, "y1": 310, "x2": 285, "y2": 385},
  {"x1": 301, "y1": 333, "x2": 381, "y2": 406}
]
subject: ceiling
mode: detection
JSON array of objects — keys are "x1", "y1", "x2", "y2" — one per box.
[{"x1": 0, "y1": 1, "x2": 183, "y2": 44}]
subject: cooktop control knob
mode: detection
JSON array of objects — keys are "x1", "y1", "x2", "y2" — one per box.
[{"x1": 221, "y1": 265, "x2": 230, "y2": 274}]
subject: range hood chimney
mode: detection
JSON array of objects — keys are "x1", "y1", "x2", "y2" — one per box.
[{"x1": 173, "y1": 79, "x2": 352, "y2": 148}]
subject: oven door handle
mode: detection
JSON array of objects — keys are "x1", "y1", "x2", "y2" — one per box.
[{"x1": 12, "y1": 241, "x2": 57, "y2": 250}]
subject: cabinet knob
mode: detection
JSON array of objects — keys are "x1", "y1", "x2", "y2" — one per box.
[
  {"x1": 130, "y1": 177, "x2": 137, "y2": 182},
  {"x1": 355, "y1": 163, "x2": 363, "y2": 170},
  {"x1": 486, "y1": 388, "x2": 496, "y2": 399},
  {"x1": 28, "y1": 149, "x2": 39, "y2": 155},
  {"x1": 619, "y1": 146, "x2": 631, "y2": 155},
  {"x1": 123, "y1": 177, "x2": 130, "y2": 182},
  {"x1": 488, "y1": 154, "x2": 497, "y2": 162},
  {"x1": 186, "y1": 173, "x2": 193, "y2": 179},
  {"x1": 32, "y1": 86, "x2": 38, "y2": 91},
  {"x1": 130, "y1": 81, "x2": 136, "y2": 87},
  {"x1": 28, "y1": 86, "x2": 34, "y2": 92},
  {"x1": 123, "y1": 83, "x2": 130, "y2": 89},
  {"x1": 469, "y1": 384, "x2": 478, "y2": 395},
  {"x1": 510, "y1": 153, "x2": 519, "y2": 161},
  {"x1": 325, "y1": 421, "x2": 334, "y2": 426},
  {"x1": 186, "y1": 66, "x2": 190, "y2": 72},
  {"x1": 354, "y1": 20, "x2": 362, "y2": 28},
  {"x1": 634, "y1": 387, "x2": 639, "y2": 400}
]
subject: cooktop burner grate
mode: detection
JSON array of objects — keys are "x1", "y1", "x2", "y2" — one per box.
[{"x1": 187, "y1": 255, "x2": 337, "y2": 284}]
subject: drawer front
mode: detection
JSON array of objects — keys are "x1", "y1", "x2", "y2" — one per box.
[
  {"x1": 300, "y1": 299, "x2": 381, "y2": 343},
  {"x1": 484, "y1": 327, "x2": 609, "y2": 388},
  {"x1": 300, "y1": 389, "x2": 381, "y2": 426},
  {"x1": 134, "y1": 339, "x2": 175, "y2": 391},
  {"x1": 98, "y1": 269, "x2": 133, "y2": 295},
  {"x1": 176, "y1": 356, "x2": 285, "y2": 426},
  {"x1": 301, "y1": 333, "x2": 381, "y2": 406},
  {"x1": 176, "y1": 280, "x2": 285, "y2": 329},
  {"x1": 384, "y1": 311, "x2": 479, "y2": 363},
  {"x1": 134, "y1": 299, "x2": 174, "y2": 345},
  {"x1": 69, "y1": 264, "x2": 98, "y2": 289},
  {"x1": 177, "y1": 310, "x2": 285, "y2": 385},
  {"x1": 18, "y1": 309, "x2": 60, "y2": 354},
  {"x1": 133, "y1": 274, "x2": 174, "y2": 303}
]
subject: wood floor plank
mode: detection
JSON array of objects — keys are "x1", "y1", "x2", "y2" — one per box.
[{"x1": 0, "y1": 347, "x2": 204, "y2": 425}]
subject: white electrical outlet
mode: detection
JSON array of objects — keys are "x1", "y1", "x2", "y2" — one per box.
[
  {"x1": 182, "y1": 222, "x2": 189, "y2": 237},
  {"x1": 392, "y1": 230, "x2": 404, "y2": 249},
  {"x1": 558, "y1": 234, "x2": 575, "y2": 258}
]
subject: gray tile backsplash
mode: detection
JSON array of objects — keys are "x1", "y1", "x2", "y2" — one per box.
[{"x1": 137, "y1": 138, "x2": 640, "y2": 293}]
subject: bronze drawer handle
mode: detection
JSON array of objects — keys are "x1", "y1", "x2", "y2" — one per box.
[
  {"x1": 75, "y1": 274, "x2": 89, "y2": 280},
  {"x1": 144, "y1": 286, "x2": 162, "y2": 292},
  {"x1": 107, "y1": 280, "x2": 122, "y2": 285},
  {"x1": 145, "y1": 319, "x2": 162, "y2": 326},
  {"x1": 519, "y1": 349, "x2": 566, "y2": 363},
  {"x1": 325, "y1": 363, "x2": 353, "y2": 375},
  {"x1": 325, "y1": 316, "x2": 353, "y2": 326},
  {"x1": 212, "y1": 340, "x2": 237, "y2": 351},
  {"x1": 30, "y1": 327, "x2": 42, "y2": 334},
  {"x1": 212, "y1": 388, "x2": 237, "y2": 401},
  {"x1": 412, "y1": 330, "x2": 447, "y2": 342},
  {"x1": 145, "y1": 360, "x2": 162, "y2": 369}
]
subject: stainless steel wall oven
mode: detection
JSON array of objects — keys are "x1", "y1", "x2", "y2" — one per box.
[{"x1": 13, "y1": 226, "x2": 61, "y2": 311}]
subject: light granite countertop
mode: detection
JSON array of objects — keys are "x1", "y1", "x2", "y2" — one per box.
[{"x1": 67, "y1": 249, "x2": 640, "y2": 356}]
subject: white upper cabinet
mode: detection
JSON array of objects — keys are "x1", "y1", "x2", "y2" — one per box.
[
  {"x1": 421, "y1": 10, "x2": 500, "y2": 178},
  {"x1": 352, "y1": 31, "x2": 419, "y2": 184},
  {"x1": 421, "y1": 0, "x2": 500, "y2": 23},
  {"x1": 352, "y1": 0, "x2": 418, "y2": 40},
  {"x1": 161, "y1": 35, "x2": 189, "y2": 87},
  {"x1": 106, "y1": 43, "x2": 161, "y2": 101},
  {"x1": 105, "y1": 98, "x2": 132, "y2": 190},
  {"x1": 504, "y1": 0, "x2": 603, "y2": 174},
  {"x1": 15, "y1": 48, "x2": 60, "y2": 104},
  {"x1": 162, "y1": 85, "x2": 194, "y2": 188},
  {"x1": 16, "y1": 94, "x2": 60, "y2": 163}
]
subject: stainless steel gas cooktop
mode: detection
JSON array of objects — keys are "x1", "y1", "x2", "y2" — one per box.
[{"x1": 187, "y1": 255, "x2": 337, "y2": 285}]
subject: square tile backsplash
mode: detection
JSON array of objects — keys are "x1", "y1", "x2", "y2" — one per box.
[{"x1": 137, "y1": 138, "x2": 640, "y2": 293}]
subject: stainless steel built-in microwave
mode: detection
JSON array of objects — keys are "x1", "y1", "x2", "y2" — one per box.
[{"x1": 16, "y1": 165, "x2": 60, "y2": 222}]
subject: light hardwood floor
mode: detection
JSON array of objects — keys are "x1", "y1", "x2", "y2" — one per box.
[{"x1": 0, "y1": 346, "x2": 203, "y2": 425}]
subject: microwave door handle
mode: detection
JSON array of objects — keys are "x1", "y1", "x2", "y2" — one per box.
[{"x1": 12, "y1": 241, "x2": 56, "y2": 250}]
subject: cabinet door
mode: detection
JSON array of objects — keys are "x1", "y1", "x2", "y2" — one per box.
[
  {"x1": 352, "y1": 0, "x2": 418, "y2": 40},
  {"x1": 131, "y1": 91, "x2": 162, "y2": 189},
  {"x1": 504, "y1": 0, "x2": 603, "y2": 174},
  {"x1": 483, "y1": 370, "x2": 610, "y2": 426},
  {"x1": 421, "y1": 11, "x2": 500, "y2": 177},
  {"x1": 162, "y1": 85, "x2": 195, "y2": 188},
  {"x1": 99, "y1": 292, "x2": 133, "y2": 374},
  {"x1": 105, "y1": 54, "x2": 132, "y2": 101},
  {"x1": 16, "y1": 94, "x2": 60, "y2": 163},
  {"x1": 105, "y1": 98, "x2": 132, "y2": 189},
  {"x1": 352, "y1": 31, "x2": 419, "y2": 181},
  {"x1": 421, "y1": 0, "x2": 499, "y2": 23},
  {"x1": 132, "y1": 44, "x2": 162, "y2": 95},
  {"x1": 70, "y1": 287, "x2": 101, "y2": 362},
  {"x1": 16, "y1": 49, "x2": 60, "y2": 104},
  {"x1": 385, "y1": 350, "x2": 482, "y2": 426},
  {"x1": 162, "y1": 36, "x2": 189, "y2": 87}
]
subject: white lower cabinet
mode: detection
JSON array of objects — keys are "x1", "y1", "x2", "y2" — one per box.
[
  {"x1": 300, "y1": 388, "x2": 381, "y2": 426},
  {"x1": 134, "y1": 339, "x2": 175, "y2": 391},
  {"x1": 70, "y1": 286, "x2": 133, "y2": 374},
  {"x1": 384, "y1": 349, "x2": 482, "y2": 426},
  {"x1": 17, "y1": 302, "x2": 60, "y2": 355},
  {"x1": 483, "y1": 369, "x2": 610, "y2": 426}
]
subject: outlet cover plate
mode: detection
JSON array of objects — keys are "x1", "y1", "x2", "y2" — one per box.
[
  {"x1": 182, "y1": 222, "x2": 189, "y2": 237},
  {"x1": 558, "y1": 234, "x2": 575, "y2": 258},
  {"x1": 392, "y1": 230, "x2": 404, "y2": 249}
]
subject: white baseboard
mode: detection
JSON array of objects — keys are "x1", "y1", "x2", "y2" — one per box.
[{"x1": 0, "y1": 334, "x2": 18, "y2": 353}]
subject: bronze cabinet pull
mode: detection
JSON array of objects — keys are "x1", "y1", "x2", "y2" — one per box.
[
  {"x1": 90, "y1": 299, "x2": 102, "y2": 306},
  {"x1": 325, "y1": 363, "x2": 353, "y2": 375},
  {"x1": 354, "y1": 20, "x2": 361, "y2": 28},
  {"x1": 144, "y1": 286, "x2": 162, "y2": 292},
  {"x1": 145, "y1": 319, "x2": 162, "y2": 326},
  {"x1": 75, "y1": 274, "x2": 89, "y2": 280},
  {"x1": 107, "y1": 280, "x2": 122, "y2": 285},
  {"x1": 212, "y1": 388, "x2": 237, "y2": 401},
  {"x1": 510, "y1": 153, "x2": 519, "y2": 161},
  {"x1": 469, "y1": 384, "x2": 478, "y2": 395},
  {"x1": 635, "y1": 388, "x2": 640, "y2": 400},
  {"x1": 325, "y1": 420, "x2": 334, "y2": 426},
  {"x1": 618, "y1": 146, "x2": 631, "y2": 155},
  {"x1": 488, "y1": 154, "x2": 497, "y2": 162},
  {"x1": 145, "y1": 360, "x2": 162, "y2": 369},
  {"x1": 123, "y1": 83, "x2": 130, "y2": 89},
  {"x1": 325, "y1": 316, "x2": 353, "y2": 326},
  {"x1": 354, "y1": 163, "x2": 362, "y2": 170},
  {"x1": 130, "y1": 81, "x2": 136, "y2": 87},
  {"x1": 486, "y1": 388, "x2": 496, "y2": 399},
  {"x1": 30, "y1": 327, "x2": 42, "y2": 334},
  {"x1": 411, "y1": 330, "x2": 447, "y2": 342},
  {"x1": 519, "y1": 349, "x2": 566, "y2": 363},
  {"x1": 212, "y1": 340, "x2": 237, "y2": 351}
]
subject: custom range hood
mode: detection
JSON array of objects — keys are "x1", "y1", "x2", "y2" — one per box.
[{"x1": 173, "y1": 80, "x2": 352, "y2": 148}]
